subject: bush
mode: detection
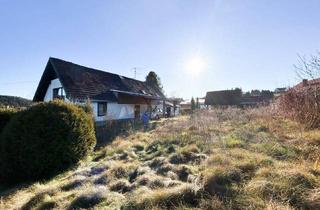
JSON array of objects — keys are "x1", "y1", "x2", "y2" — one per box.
[
  {"x1": 278, "y1": 87, "x2": 320, "y2": 129},
  {"x1": 0, "y1": 100, "x2": 96, "y2": 183},
  {"x1": 0, "y1": 108, "x2": 16, "y2": 133}
]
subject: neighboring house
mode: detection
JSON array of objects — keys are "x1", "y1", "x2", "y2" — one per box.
[
  {"x1": 196, "y1": 97, "x2": 207, "y2": 109},
  {"x1": 205, "y1": 89, "x2": 242, "y2": 106},
  {"x1": 239, "y1": 96, "x2": 271, "y2": 106},
  {"x1": 274, "y1": 87, "x2": 287, "y2": 98},
  {"x1": 154, "y1": 100, "x2": 180, "y2": 117},
  {"x1": 180, "y1": 100, "x2": 191, "y2": 114},
  {"x1": 205, "y1": 89, "x2": 272, "y2": 107},
  {"x1": 274, "y1": 87, "x2": 287, "y2": 94},
  {"x1": 293, "y1": 78, "x2": 320, "y2": 90},
  {"x1": 33, "y1": 57, "x2": 165, "y2": 122}
]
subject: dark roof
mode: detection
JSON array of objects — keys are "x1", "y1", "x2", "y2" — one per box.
[
  {"x1": 205, "y1": 89, "x2": 272, "y2": 106},
  {"x1": 274, "y1": 87, "x2": 287, "y2": 93},
  {"x1": 294, "y1": 78, "x2": 320, "y2": 89},
  {"x1": 205, "y1": 90, "x2": 241, "y2": 106},
  {"x1": 33, "y1": 58, "x2": 165, "y2": 101}
]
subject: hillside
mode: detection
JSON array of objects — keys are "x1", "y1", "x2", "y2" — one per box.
[
  {"x1": 0, "y1": 95, "x2": 32, "y2": 108},
  {"x1": 1, "y1": 108, "x2": 319, "y2": 209}
]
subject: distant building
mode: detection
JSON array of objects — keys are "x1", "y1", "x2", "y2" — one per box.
[
  {"x1": 205, "y1": 89, "x2": 242, "y2": 106},
  {"x1": 205, "y1": 89, "x2": 272, "y2": 107},
  {"x1": 197, "y1": 97, "x2": 207, "y2": 109},
  {"x1": 154, "y1": 100, "x2": 180, "y2": 117},
  {"x1": 180, "y1": 100, "x2": 191, "y2": 114},
  {"x1": 239, "y1": 96, "x2": 271, "y2": 106},
  {"x1": 293, "y1": 78, "x2": 320, "y2": 89},
  {"x1": 274, "y1": 87, "x2": 287, "y2": 94}
]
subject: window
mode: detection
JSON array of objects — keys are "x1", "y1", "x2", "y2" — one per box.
[
  {"x1": 53, "y1": 87, "x2": 64, "y2": 99},
  {"x1": 98, "y1": 102, "x2": 107, "y2": 116}
]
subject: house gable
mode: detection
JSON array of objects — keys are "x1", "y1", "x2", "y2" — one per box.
[
  {"x1": 43, "y1": 78, "x2": 64, "y2": 101},
  {"x1": 33, "y1": 60, "x2": 61, "y2": 101}
]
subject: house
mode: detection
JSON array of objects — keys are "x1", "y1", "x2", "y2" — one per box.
[
  {"x1": 205, "y1": 89, "x2": 272, "y2": 107},
  {"x1": 274, "y1": 87, "x2": 287, "y2": 94},
  {"x1": 196, "y1": 97, "x2": 207, "y2": 109},
  {"x1": 205, "y1": 89, "x2": 242, "y2": 106},
  {"x1": 293, "y1": 78, "x2": 320, "y2": 90},
  {"x1": 180, "y1": 100, "x2": 191, "y2": 114},
  {"x1": 33, "y1": 58, "x2": 165, "y2": 122},
  {"x1": 239, "y1": 96, "x2": 271, "y2": 106},
  {"x1": 154, "y1": 100, "x2": 180, "y2": 117},
  {"x1": 166, "y1": 97, "x2": 183, "y2": 116}
]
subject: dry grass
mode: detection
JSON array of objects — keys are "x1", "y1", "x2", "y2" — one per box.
[{"x1": 1, "y1": 107, "x2": 319, "y2": 209}]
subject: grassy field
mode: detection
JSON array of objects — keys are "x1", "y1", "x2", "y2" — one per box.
[{"x1": 1, "y1": 108, "x2": 319, "y2": 209}]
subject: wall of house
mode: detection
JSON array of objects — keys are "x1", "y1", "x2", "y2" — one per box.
[
  {"x1": 43, "y1": 78, "x2": 150, "y2": 122},
  {"x1": 44, "y1": 78, "x2": 64, "y2": 101},
  {"x1": 92, "y1": 102, "x2": 148, "y2": 122}
]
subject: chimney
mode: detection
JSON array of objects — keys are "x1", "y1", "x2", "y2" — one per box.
[{"x1": 302, "y1": 79, "x2": 308, "y2": 87}]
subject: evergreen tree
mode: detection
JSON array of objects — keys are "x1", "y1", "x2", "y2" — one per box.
[
  {"x1": 145, "y1": 71, "x2": 163, "y2": 93},
  {"x1": 191, "y1": 97, "x2": 196, "y2": 112},
  {"x1": 196, "y1": 97, "x2": 199, "y2": 109}
]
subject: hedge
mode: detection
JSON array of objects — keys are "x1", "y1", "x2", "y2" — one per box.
[
  {"x1": 0, "y1": 108, "x2": 16, "y2": 134},
  {"x1": 0, "y1": 100, "x2": 96, "y2": 183}
]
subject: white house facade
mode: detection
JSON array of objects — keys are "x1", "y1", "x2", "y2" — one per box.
[{"x1": 44, "y1": 78, "x2": 66, "y2": 101}]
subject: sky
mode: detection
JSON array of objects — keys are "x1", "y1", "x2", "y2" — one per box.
[{"x1": 0, "y1": 0, "x2": 320, "y2": 100}]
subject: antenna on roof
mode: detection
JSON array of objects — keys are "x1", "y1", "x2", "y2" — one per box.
[{"x1": 133, "y1": 67, "x2": 137, "y2": 79}]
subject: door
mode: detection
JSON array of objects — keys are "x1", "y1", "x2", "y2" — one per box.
[{"x1": 134, "y1": 105, "x2": 140, "y2": 119}]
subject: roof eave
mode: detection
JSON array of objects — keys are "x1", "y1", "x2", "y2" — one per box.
[{"x1": 110, "y1": 89, "x2": 165, "y2": 100}]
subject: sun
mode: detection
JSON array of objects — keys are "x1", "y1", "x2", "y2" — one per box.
[{"x1": 185, "y1": 56, "x2": 207, "y2": 76}]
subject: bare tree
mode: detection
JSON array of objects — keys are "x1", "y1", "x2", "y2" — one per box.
[
  {"x1": 294, "y1": 51, "x2": 320, "y2": 80},
  {"x1": 279, "y1": 51, "x2": 320, "y2": 129}
]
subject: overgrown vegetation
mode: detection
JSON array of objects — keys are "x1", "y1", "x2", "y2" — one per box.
[
  {"x1": 278, "y1": 87, "x2": 320, "y2": 129},
  {"x1": 0, "y1": 108, "x2": 319, "y2": 209},
  {"x1": 0, "y1": 108, "x2": 16, "y2": 133},
  {"x1": 0, "y1": 100, "x2": 96, "y2": 184},
  {"x1": 279, "y1": 51, "x2": 320, "y2": 129}
]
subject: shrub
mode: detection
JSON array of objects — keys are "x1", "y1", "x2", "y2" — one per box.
[
  {"x1": 77, "y1": 99, "x2": 94, "y2": 116},
  {"x1": 0, "y1": 100, "x2": 96, "y2": 183},
  {"x1": 0, "y1": 108, "x2": 16, "y2": 133},
  {"x1": 225, "y1": 136, "x2": 244, "y2": 148},
  {"x1": 278, "y1": 87, "x2": 320, "y2": 129},
  {"x1": 255, "y1": 142, "x2": 297, "y2": 160}
]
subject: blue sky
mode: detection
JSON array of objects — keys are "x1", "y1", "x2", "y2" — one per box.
[{"x1": 0, "y1": 0, "x2": 320, "y2": 99}]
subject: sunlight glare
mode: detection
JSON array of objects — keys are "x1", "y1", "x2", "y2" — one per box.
[{"x1": 185, "y1": 56, "x2": 207, "y2": 76}]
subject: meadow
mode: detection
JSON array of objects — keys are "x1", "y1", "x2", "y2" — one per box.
[{"x1": 1, "y1": 107, "x2": 319, "y2": 210}]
